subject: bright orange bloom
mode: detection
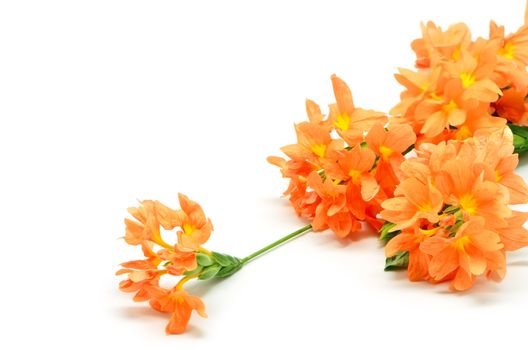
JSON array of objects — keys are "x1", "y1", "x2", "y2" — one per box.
[
  {"x1": 435, "y1": 156, "x2": 511, "y2": 228},
  {"x1": 495, "y1": 211, "x2": 528, "y2": 251},
  {"x1": 380, "y1": 177, "x2": 443, "y2": 232},
  {"x1": 280, "y1": 122, "x2": 343, "y2": 163},
  {"x1": 307, "y1": 171, "x2": 361, "y2": 238},
  {"x1": 118, "y1": 195, "x2": 215, "y2": 334},
  {"x1": 323, "y1": 145, "x2": 379, "y2": 201},
  {"x1": 329, "y1": 74, "x2": 387, "y2": 146},
  {"x1": 148, "y1": 287, "x2": 207, "y2": 335},
  {"x1": 492, "y1": 88, "x2": 528, "y2": 125},
  {"x1": 385, "y1": 226, "x2": 437, "y2": 281},
  {"x1": 174, "y1": 193, "x2": 213, "y2": 251},
  {"x1": 411, "y1": 21, "x2": 471, "y2": 69},
  {"x1": 125, "y1": 200, "x2": 172, "y2": 249},
  {"x1": 366, "y1": 122, "x2": 416, "y2": 195},
  {"x1": 420, "y1": 218, "x2": 505, "y2": 291}
]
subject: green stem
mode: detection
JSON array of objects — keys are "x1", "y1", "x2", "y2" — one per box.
[{"x1": 240, "y1": 224, "x2": 313, "y2": 265}]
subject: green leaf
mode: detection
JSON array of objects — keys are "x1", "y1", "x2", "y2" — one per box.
[
  {"x1": 212, "y1": 252, "x2": 240, "y2": 267},
  {"x1": 379, "y1": 222, "x2": 399, "y2": 243},
  {"x1": 509, "y1": 124, "x2": 528, "y2": 138},
  {"x1": 183, "y1": 265, "x2": 203, "y2": 276},
  {"x1": 215, "y1": 263, "x2": 243, "y2": 278},
  {"x1": 196, "y1": 252, "x2": 214, "y2": 267},
  {"x1": 384, "y1": 251, "x2": 409, "y2": 271},
  {"x1": 198, "y1": 264, "x2": 221, "y2": 280}
]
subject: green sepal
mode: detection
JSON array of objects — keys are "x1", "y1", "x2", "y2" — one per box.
[
  {"x1": 379, "y1": 222, "x2": 399, "y2": 244},
  {"x1": 198, "y1": 264, "x2": 222, "y2": 280},
  {"x1": 196, "y1": 252, "x2": 214, "y2": 267},
  {"x1": 508, "y1": 124, "x2": 528, "y2": 154},
  {"x1": 212, "y1": 252, "x2": 240, "y2": 267},
  {"x1": 384, "y1": 251, "x2": 409, "y2": 271},
  {"x1": 183, "y1": 265, "x2": 203, "y2": 276},
  {"x1": 215, "y1": 263, "x2": 243, "y2": 278}
]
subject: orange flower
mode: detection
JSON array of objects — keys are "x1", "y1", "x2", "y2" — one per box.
[
  {"x1": 307, "y1": 171, "x2": 361, "y2": 238},
  {"x1": 492, "y1": 88, "x2": 528, "y2": 125},
  {"x1": 175, "y1": 193, "x2": 213, "y2": 251},
  {"x1": 125, "y1": 200, "x2": 172, "y2": 249},
  {"x1": 435, "y1": 158, "x2": 511, "y2": 228},
  {"x1": 420, "y1": 218, "x2": 504, "y2": 291},
  {"x1": 280, "y1": 122, "x2": 343, "y2": 163},
  {"x1": 323, "y1": 145, "x2": 379, "y2": 201},
  {"x1": 148, "y1": 287, "x2": 207, "y2": 335},
  {"x1": 411, "y1": 21, "x2": 471, "y2": 69},
  {"x1": 118, "y1": 195, "x2": 216, "y2": 334},
  {"x1": 380, "y1": 177, "x2": 443, "y2": 232},
  {"x1": 366, "y1": 122, "x2": 416, "y2": 195},
  {"x1": 385, "y1": 226, "x2": 436, "y2": 281},
  {"x1": 329, "y1": 74, "x2": 387, "y2": 146},
  {"x1": 495, "y1": 211, "x2": 528, "y2": 251}
]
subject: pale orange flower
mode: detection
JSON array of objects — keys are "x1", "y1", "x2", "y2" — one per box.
[
  {"x1": 148, "y1": 287, "x2": 207, "y2": 335},
  {"x1": 435, "y1": 158, "x2": 511, "y2": 228},
  {"x1": 420, "y1": 218, "x2": 505, "y2": 291},
  {"x1": 380, "y1": 177, "x2": 443, "y2": 232},
  {"x1": 495, "y1": 211, "x2": 528, "y2": 251},
  {"x1": 175, "y1": 193, "x2": 213, "y2": 251},
  {"x1": 366, "y1": 122, "x2": 416, "y2": 195},
  {"x1": 280, "y1": 122, "x2": 343, "y2": 163},
  {"x1": 411, "y1": 21, "x2": 471, "y2": 69},
  {"x1": 329, "y1": 74, "x2": 387, "y2": 146},
  {"x1": 307, "y1": 171, "x2": 362, "y2": 238},
  {"x1": 385, "y1": 226, "x2": 437, "y2": 281},
  {"x1": 322, "y1": 145, "x2": 379, "y2": 201}
]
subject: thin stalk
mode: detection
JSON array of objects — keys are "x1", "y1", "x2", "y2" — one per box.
[{"x1": 240, "y1": 224, "x2": 313, "y2": 265}]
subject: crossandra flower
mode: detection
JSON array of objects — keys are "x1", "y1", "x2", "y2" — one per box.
[
  {"x1": 117, "y1": 194, "x2": 217, "y2": 334},
  {"x1": 392, "y1": 12, "x2": 528, "y2": 147},
  {"x1": 381, "y1": 133, "x2": 528, "y2": 290},
  {"x1": 269, "y1": 75, "x2": 397, "y2": 238}
]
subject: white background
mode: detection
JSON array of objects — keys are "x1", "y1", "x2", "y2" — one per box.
[{"x1": 2, "y1": 0, "x2": 528, "y2": 349}]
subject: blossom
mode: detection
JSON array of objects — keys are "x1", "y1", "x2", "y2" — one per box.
[
  {"x1": 385, "y1": 226, "x2": 436, "y2": 281},
  {"x1": 380, "y1": 177, "x2": 443, "y2": 232},
  {"x1": 420, "y1": 218, "x2": 505, "y2": 291},
  {"x1": 366, "y1": 122, "x2": 416, "y2": 195},
  {"x1": 148, "y1": 287, "x2": 207, "y2": 335},
  {"x1": 329, "y1": 74, "x2": 387, "y2": 145},
  {"x1": 118, "y1": 195, "x2": 214, "y2": 334}
]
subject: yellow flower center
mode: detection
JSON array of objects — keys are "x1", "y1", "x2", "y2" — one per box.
[
  {"x1": 442, "y1": 100, "x2": 458, "y2": 113},
  {"x1": 348, "y1": 170, "x2": 361, "y2": 184},
  {"x1": 452, "y1": 235, "x2": 471, "y2": 252},
  {"x1": 183, "y1": 223, "x2": 196, "y2": 235},
  {"x1": 417, "y1": 202, "x2": 433, "y2": 212},
  {"x1": 430, "y1": 92, "x2": 443, "y2": 101},
  {"x1": 334, "y1": 113, "x2": 350, "y2": 131},
  {"x1": 455, "y1": 125, "x2": 472, "y2": 140},
  {"x1": 452, "y1": 47, "x2": 461, "y2": 61},
  {"x1": 460, "y1": 72, "x2": 476, "y2": 88},
  {"x1": 498, "y1": 42, "x2": 515, "y2": 59},
  {"x1": 459, "y1": 194, "x2": 477, "y2": 215},
  {"x1": 495, "y1": 170, "x2": 502, "y2": 182},
  {"x1": 379, "y1": 145, "x2": 393, "y2": 161},
  {"x1": 311, "y1": 144, "x2": 327, "y2": 158},
  {"x1": 419, "y1": 227, "x2": 437, "y2": 237}
]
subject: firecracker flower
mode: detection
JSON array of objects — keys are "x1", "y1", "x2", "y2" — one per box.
[
  {"x1": 381, "y1": 132, "x2": 528, "y2": 291},
  {"x1": 117, "y1": 194, "x2": 249, "y2": 334},
  {"x1": 391, "y1": 2, "x2": 528, "y2": 151},
  {"x1": 118, "y1": 2, "x2": 528, "y2": 337},
  {"x1": 269, "y1": 75, "x2": 416, "y2": 237}
]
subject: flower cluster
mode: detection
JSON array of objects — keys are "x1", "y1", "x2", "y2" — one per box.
[
  {"x1": 381, "y1": 132, "x2": 528, "y2": 290},
  {"x1": 391, "y1": 19, "x2": 528, "y2": 146},
  {"x1": 117, "y1": 194, "x2": 242, "y2": 334},
  {"x1": 268, "y1": 75, "x2": 417, "y2": 238}
]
